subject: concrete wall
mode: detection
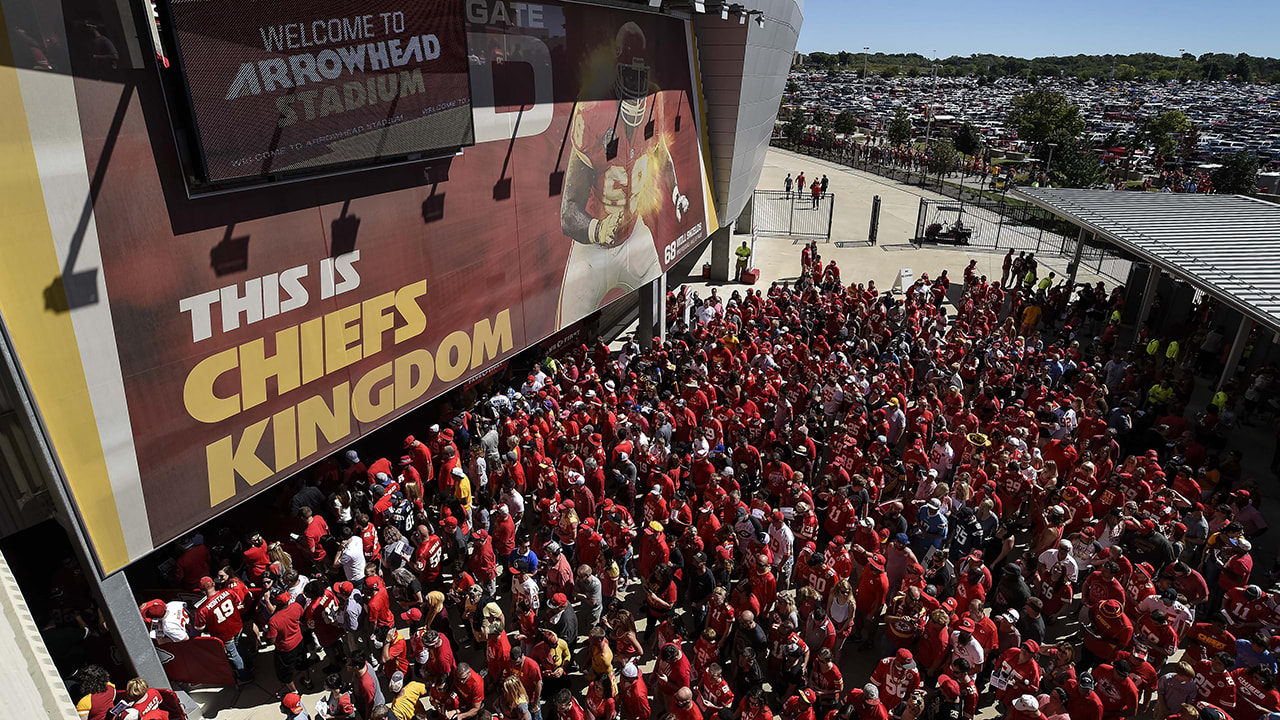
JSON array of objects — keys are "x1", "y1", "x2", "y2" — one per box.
[
  {"x1": 694, "y1": 0, "x2": 804, "y2": 227},
  {"x1": 0, "y1": 550, "x2": 80, "y2": 720}
]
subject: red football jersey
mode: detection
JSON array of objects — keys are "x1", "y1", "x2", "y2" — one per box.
[{"x1": 193, "y1": 585, "x2": 246, "y2": 642}]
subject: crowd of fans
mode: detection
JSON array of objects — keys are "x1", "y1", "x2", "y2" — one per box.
[{"x1": 93, "y1": 240, "x2": 1280, "y2": 720}]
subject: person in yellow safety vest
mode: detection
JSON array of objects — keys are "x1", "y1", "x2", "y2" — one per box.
[
  {"x1": 1037, "y1": 272, "x2": 1055, "y2": 291},
  {"x1": 1211, "y1": 389, "x2": 1228, "y2": 412},
  {"x1": 1023, "y1": 268, "x2": 1036, "y2": 287},
  {"x1": 1148, "y1": 382, "x2": 1174, "y2": 406},
  {"x1": 735, "y1": 241, "x2": 752, "y2": 281},
  {"x1": 1146, "y1": 338, "x2": 1161, "y2": 357},
  {"x1": 1165, "y1": 339, "x2": 1180, "y2": 364}
]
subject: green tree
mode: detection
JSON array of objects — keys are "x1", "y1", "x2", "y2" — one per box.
[
  {"x1": 1152, "y1": 69, "x2": 1175, "y2": 82},
  {"x1": 1115, "y1": 64, "x2": 1137, "y2": 81},
  {"x1": 1234, "y1": 54, "x2": 1254, "y2": 83},
  {"x1": 1051, "y1": 140, "x2": 1105, "y2": 188},
  {"x1": 881, "y1": 65, "x2": 898, "y2": 79},
  {"x1": 813, "y1": 109, "x2": 831, "y2": 128},
  {"x1": 887, "y1": 105, "x2": 912, "y2": 146},
  {"x1": 906, "y1": 65, "x2": 921, "y2": 78},
  {"x1": 785, "y1": 79, "x2": 799, "y2": 95},
  {"x1": 928, "y1": 140, "x2": 960, "y2": 177},
  {"x1": 784, "y1": 113, "x2": 806, "y2": 147},
  {"x1": 953, "y1": 121, "x2": 982, "y2": 157},
  {"x1": 1007, "y1": 90, "x2": 1085, "y2": 150},
  {"x1": 1211, "y1": 151, "x2": 1259, "y2": 194},
  {"x1": 1202, "y1": 61, "x2": 1224, "y2": 81},
  {"x1": 834, "y1": 111, "x2": 857, "y2": 135},
  {"x1": 819, "y1": 128, "x2": 837, "y2": 149},
  {"x1": 1142, "y1": 110, "x2": 1191, "y2": 161},
  {"x1": 836, "y1": 50, "x2": 853, "y2": 67}
]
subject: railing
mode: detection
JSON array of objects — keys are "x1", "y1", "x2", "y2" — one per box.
[{"x1": 751, "y1": 189, "x2": 835, "y2": 238}]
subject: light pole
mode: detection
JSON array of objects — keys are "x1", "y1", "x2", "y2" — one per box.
[
  {"x1": 863, "y1": 46, "x2": 870, "y2": 80},
  {"x1": 1045, "y1": 142, "x2": 1059, "y2": 186},
  {"x1": 923, "y1": 50, "x2": 938, "y2": 150},
  {"x1": 1175, "y1": 48, "x2": 1186, "y2": 83}
]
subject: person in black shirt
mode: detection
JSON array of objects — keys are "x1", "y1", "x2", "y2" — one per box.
[
  {"x1": 1018, "y1": 597, "x2": 1047, "y2": 645},
  {"x1": 686, "y1": 552, "x2": 717, "y2": 629},
  {"x1": 927, "y1": 676, "x2": 966, "y2": 720}
]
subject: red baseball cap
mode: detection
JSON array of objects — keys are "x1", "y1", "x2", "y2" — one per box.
[
  {"x1": 334, "y1": 581, "x2": 354, "y2": 595},
  {"x1": 551, "y1": 593, "x2": 569, "y2": 607},
  {"x1": 958, "y1": 618, "x2": 976, "y2": 632},
  {"x1": 282, "y1": 692, "x2": 304, "y2": 713},
  {"x1": 401, "y1": 608, "x2": 423, "y2": 623}
]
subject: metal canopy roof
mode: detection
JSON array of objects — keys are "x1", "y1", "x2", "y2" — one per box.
[{"x1": 1013, "y1": 188, "x2": 1280, "y2": 332}]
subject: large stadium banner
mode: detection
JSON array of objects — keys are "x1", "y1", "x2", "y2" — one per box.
[
  {"x1": 0, "y1": 0, "x2": 717, "y2": 573},
  {"x1": 166, "y1": 0, "x2": 475, "y2": 182}
]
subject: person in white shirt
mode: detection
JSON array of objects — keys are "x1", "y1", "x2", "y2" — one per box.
[
  {"x1": 768, "y1": 513, "x2": 795, "y2": 583},
  {"x1": 338, "y1": 527, "x2": 366, "y2": 582},
  {"x1": 948, "y1": 618, "x2": 985, "y2": 668},
  {"x1": 146, "y1": 601, "x2": 190, "y2": 644},
  {"x1": 1037, "y1": 541, "x2": 1080, "y2": 584}
]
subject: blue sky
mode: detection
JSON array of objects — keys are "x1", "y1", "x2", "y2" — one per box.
[{"x1": 797, "y1": 0, "x2": 1278, "y2": 58}]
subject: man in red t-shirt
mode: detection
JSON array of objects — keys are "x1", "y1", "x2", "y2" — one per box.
[
  {"x1": 265, "y1": 593, "x2": 309, "y2": 693},
  {"x1": 1093, "y1": 660, "x2": 1139, "y2": 719},
  {"x1": 452, "y1": 663, "x2": 484, "y2": 720}
]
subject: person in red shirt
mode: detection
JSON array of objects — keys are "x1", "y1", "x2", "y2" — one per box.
[
  {"x1": 192, "y1": 575, "x2": 248, "y2": 681},
  {"x1": 484, "y1": 619, "x2": 511, "y2": 679},
  {"x1": 299, "y1": 506, "x2": 328, "y2": 565},
  {"x1": 451, "y1": 663, "x2": 484, "y2": 720},
  {"x1": 835, "y1": 684, "x2": 889, "y2": 720},
  {"x1": 916, "y1": 609, "x2": 952, "y2": 677},
  {"x1": 423, "y1": 629, "x2": 456, "y2": 680},
  {"x1": 1093, "y1": 660, "x2": 1140, "y2": 719},
  {"x1": 669, "y1": 686, "x2": 705, "y2": 720},
  {"x1": 1081, "y1": 562, "x2": 1126, "y2": 619},
  {"x1": 852, "y1": 554, "x2": 890, "y2": 646},
  {"x1": 553, "y1": 687, "x2": 588, "y2": 720},
  {"x1": 991, "y1": 641, "x2": 1042, "y2": 707},
  {"x1": 869, "y1": 648, "x2": 921, "y2": 711},
  {"x1": 653, "y1": 642, "x2": 692, "y2": 707},
  {"x1": 619, "y1": 663, "x2": 651, "y2": 720},
  {"x1": 738, "y1": 687, "x2": 775, "y2": 720},
  {"x1": 808, "y1": 648, "x2": 843, "y2": 716},
  {"x1": 1083, "y1": 599, "x2": 1133, "y2": 667},
  {"x1": 1233, "y1": 664, "x2": 1280, "y2": 720},
  {"x1": 242, "y1": 534, "x2": 271, "y2": 584},
  {"x1": 1185, "y1": 612, "x2": 1238, "y2": 663},
  {"x1": 382, "y1": 626, "x2": 412, "y2": 690},
  {"x1": 781, "y1": 688, "x2": 817, "y2": 720},
  {"x1": 265, "y1": 592, "x2": 310, "y2": 693},
  {"x1": 1195, "y1": 652, "x2": 1239, "y2": 712}
]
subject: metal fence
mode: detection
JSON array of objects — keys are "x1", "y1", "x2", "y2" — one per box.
[
  {"x1": 777, "y1": 140, "x2": 1133, "y2": 282},
  {"x1": 752, "y1": 189, "x2": 834, "y2": 238}
]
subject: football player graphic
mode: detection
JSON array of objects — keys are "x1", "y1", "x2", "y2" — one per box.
[{"x1": 558, "y1": 21, "x2": 690, "y2": 325}]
